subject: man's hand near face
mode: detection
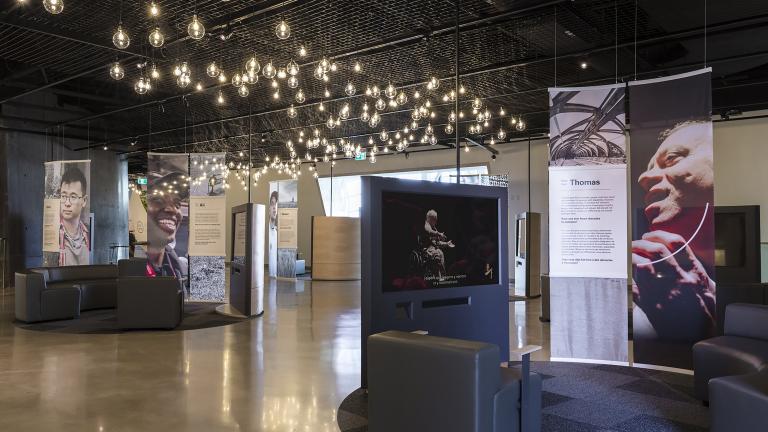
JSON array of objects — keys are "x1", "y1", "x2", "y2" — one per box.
[{"x1": 632, "y1": 230, "x2": 716, "y2": 341}]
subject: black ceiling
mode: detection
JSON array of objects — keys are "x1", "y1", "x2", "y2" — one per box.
[{"x1": 2, "y1": 0, "x2": 768, "y2": 174}]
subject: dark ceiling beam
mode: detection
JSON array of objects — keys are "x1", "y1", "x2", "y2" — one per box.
[
  {"x1": 1, "y1": 79, "x2": 131, "y2": 105},
  {"x1": 465, "y1": 137, "x2": 499, "y2": 155},
  {"x1": 0, "y1": 0, "x2": 302, "y2": 105},
  {"x1": 0, "y1": 15, "x2": 150, "y2": 59},
  {"x1": 56, "y1": 0, "x2": 572, "y2": 128}
]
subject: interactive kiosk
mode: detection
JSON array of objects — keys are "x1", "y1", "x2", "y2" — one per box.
[
  {"x1": 216, "y1": 203, "x2": 265, "y2": 318},
  {"x1": 514, "y1": 212, "x2": 541, "y2": 298},
  {"x1": 361, "y1": 176, "x2": 509, "y2": 387}
]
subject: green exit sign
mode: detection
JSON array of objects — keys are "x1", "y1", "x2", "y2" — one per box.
[
  {"x1": 355, "y1": 152, "x2": 367, "y2": 161},
  {"x1": 137, "y1": 177, "x2": 147, "y2": 185}
]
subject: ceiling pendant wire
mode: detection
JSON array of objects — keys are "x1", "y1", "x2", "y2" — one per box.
[
  {"x1": 704, "y1": 0, "x2": 708, "y2": 67},
  {"x1": 615, "y1": 0, "x2": 618, "y2": 83},
  {"x1": 634, "y1": 0, "x2": 638, "y2": 80},
  {"x1": 554, "y1": 5, "x2": 557, "y2": 87}
]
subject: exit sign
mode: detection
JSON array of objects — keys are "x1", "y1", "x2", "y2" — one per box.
[
  {"x1": 137, "y1": 177, "x2": 147, "y2": 185},
  {"x1": 355, "y1": 152, "x2": 367, "y2": 161}
]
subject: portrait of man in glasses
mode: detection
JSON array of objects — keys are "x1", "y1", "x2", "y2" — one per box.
[{"x1": 58, "y1": 166, "x2": 90, "y2": 266}]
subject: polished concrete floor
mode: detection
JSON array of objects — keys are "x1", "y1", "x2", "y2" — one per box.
[{"x1": 0, "y1": 280, "x2": 548, "y2": 431}]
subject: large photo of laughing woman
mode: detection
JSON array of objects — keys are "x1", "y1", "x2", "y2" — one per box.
[{"x1": 629, "y1": 70, "x2": 715, "y2": 369}]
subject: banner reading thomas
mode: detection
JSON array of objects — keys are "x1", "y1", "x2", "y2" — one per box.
[{"x1": 629, "y1": 69, "x2": 715, "y2": 370}]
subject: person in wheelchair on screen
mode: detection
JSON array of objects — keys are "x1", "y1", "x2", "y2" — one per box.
[{"x1": 420, "y1": 209, "x2": 455, "y2": 279}]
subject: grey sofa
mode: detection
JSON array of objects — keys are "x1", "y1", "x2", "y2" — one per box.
[
  {"x1": 693, "y1": 303, "x2": 768, "y2": 402},
  {"x1": 15, "y1": 264, "x2": 118, "y2": 323},
  {"x1": 117, "y1": 276, "x2": 183, "y2": 330},
  {"x1": 367, "y1": 330, "x2": 541, "y2": 432},
  {"x1": 709, "y1": 369, "x2": 768, "y2": 432}
]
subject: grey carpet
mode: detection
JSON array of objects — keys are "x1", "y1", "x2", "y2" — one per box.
[
  {"x1": 338, "y1": 361, "x2": 709, "y2": 432},
  {"x1": 15, "y1": 302, "x2": 248, "y2": 334}
]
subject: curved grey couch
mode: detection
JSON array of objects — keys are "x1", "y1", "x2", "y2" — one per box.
[
  {"x1": 15, "y1": 265, "x2": 118, "y2": 323},
  {"x1": 693, "y1": 303, "x2": 768, "y2": 432},
  {"x1": 367, "y1": 330, "x2": 542, "y2": 432}
]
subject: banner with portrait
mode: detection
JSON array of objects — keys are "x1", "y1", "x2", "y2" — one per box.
[
  {"x1": 629, "y1": 69, "x2": 715, "y2": 370},
  {"x1": 147, "y1": 153, "x2": 190, "y2": 291},
  {"x1": 43, "y1": 160, "x2": 92, "y2": 266},
  {"x1": 188, "y1": 153, "x2": 227, "y2": 301},
  {"x1": 268, "y1": 180, "x2": 298, "y2": 278},
  {"x1": 547, "y1": 84, "x2": 629, "y2": 363}
]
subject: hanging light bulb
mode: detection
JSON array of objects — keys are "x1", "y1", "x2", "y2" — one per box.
[
  {"x1": 379, "y1": 130, "x2": 388, "y2": 141},
  {"x1": 148, "y1": 26, "x2": 164, "y2": 48},
  {"x1": 498, "y1": 129, "x2": 507, "y2": 140},
  {"x1": 216, "y1": 91, "x2": 225, "y2": 105},
  {"x1": 448, "y1": 111, "x2": 456, "y2": 123},
  {"x1": 188, "y1": 14, "x2": 205, "y2": 40},
  {"x1": 205, "y1": 61, "x2": 220, "y2": 77},
  {"x1": 295, "y1": 89, "x2": 305, "y2": 103},
  {"x1": 429, "y1": 135, "x2": 438, "y2": 146},
  {"x1": 149, "y1": 1, "x2": 159, "y2": 17},
  {"x1": 326, "y1": 115, "x2": 337, "y2": 129},
  {"x1": 395, "y1": 91, "x2": 408, "y2": 106},
  {"x1": 149, "y1": 63, "x2": 160, "y2": 80},
  {"x1": 369, "y1": 112, "x2": 381, "y2": 127},
  {"x1": 465, "y1": 144, "x2": 470, "y2": 153},
  {"x1": 195, "y1": 82, "x2": 203, "y2": 91},
  {"x1": 273, "y1": 89, "x2": 280, "y2": 100},
  {"x1": 177, "y1": 74, "x2": 191, "y2": 88},
  {"x1": 262, "y1": 61, "x2": 276, "y2": 79},
  {"x1": 425, "y1": 123, "x2": 434, "y2": 136},
  {"x1": 231, "y1": 72, "x2": 242, "y2": 87},
  {"x1": 277, "y1": 67, "x2": 287, "y2": 79},
  {"x1": 287, "y1": 105, "x2": 297, "y2": 118},
  {"x1": 323, "y1": 87, "x2": 331, "y2": 98},
  {"x1": 490, "y1": 137, "x2": 496, "y2": 146},
  {"x1": 345, "y1": 81, "x2": 356, "y2": 96},
  {"x1": 472, "y1": 98, "x2": 483, "y2": 110},
  {"x1": 427, "y1": 76, "x2": 440, "y2": 90},
  {"x1": 112, "y1": 25, "x2": 130, "y2": 49},
  {"x1": 109, "y1": 62, "x2": 125, "y2": 80},
  {"x1": 218, "y1": 72, "x2": 227, "y2": 84},
  {"x1": 298, "y1": 45, "x2": 307, "y2": 57},
  {"x1": 516, "y1": 118, "x2": 526, "y2": 131},
  {"x1": 287, "y1": 76, "x2": 299, "y2": 88},
  {"x1": 499, "y1": 107, "x2": 506, "y2": 116},
  {"x1": 173, "y1": 64, "x2": 182, "y2": 77},
  {"x1": 318, "y1": 101, "x2": 325, "y2": 112},
  {"x1": 411, "y1": 109, "x2": 422, "y2": 121},
  {"x1": 385, "y1": 83, "x2": 397, "y2": 99},
  {"x1": 445, "y1": 124, "x2": 454, "y2": 134},
  {"x1": 275, "y1": 20, "x2": 291, "y2": 39},
  {"x1": 339, "y1": 103, "x2": 350, "y2": 120},
  {"x1": 286, "y1": 59, "x2": 299, "y2": 76},
  {"x1": 413, "y1": 90, "x2": 421, "y2": 99},
  {"x1": 375, "y1": 98, "x2": 386, "y2": 111},
  {"x1": 134, "y1": 76, "x2": 150, "y2": 94},
  {"x1": 371, "y1": 85, "x2": 381, "y2": 98},
  {"x1": 238, "y1": 85, "x2": 249, "y2": 97},
  {"x1": 360, "y1": 110, "x2": 370, "y2": 122},
  {"x1": 180, "y1": 62, "x2": 190, "y2": 75},
  {"x1": 43, "y1": 0, "x2": 64, "y2": 15},
  {"x1": 244, "y1": 70, "x2": 258, "y2": 85},
  {"x1": 353, "y1": 61, "x2": 362, "y2": 73},
  {"x1": 245, "y1": 57, "x2": 261, "y2": 74}
]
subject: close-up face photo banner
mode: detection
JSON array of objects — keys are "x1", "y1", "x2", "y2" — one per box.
[
  {"x1": 147, "y1": 152, "x2": 190, "y2": 283},
  {"x1": 43, "y1": 160, "x2": 92, "y2": 266},
  {"x1": 629, "y1": 69, "x2": 715, "y2": 369}
]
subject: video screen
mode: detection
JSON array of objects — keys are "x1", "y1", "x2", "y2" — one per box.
[{"x1": 381, "y1": 191, "x2": 499, "y2": 292}]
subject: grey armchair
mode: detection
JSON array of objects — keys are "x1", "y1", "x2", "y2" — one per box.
[
  {"x1": 15, "y1": 271, "x2": 80, "y2": 323},
  {"x1": 693, "y1": 303, "x2": 768, "y2": 401},
  {"x1": 118, "y1": 258, "x2": 148, "y2": 277},
  {"x1": 709, "y1": 369, "x2": 768, "y2": 432},
  {"x1": 367, "y1": 330, "x2": 541, "y2": 432},
  {"x1": 117, "y1": 276, "x2": 183, "y2": 329}
]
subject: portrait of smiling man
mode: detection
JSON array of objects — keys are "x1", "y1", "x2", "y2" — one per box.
[
  {"x1": 146, "y1": 171, "x2": 189, "y2": 280},
  {"x1": 58, "y1": 165, "x2": 90, "y2": 266},
  {"x1": 632, "y1": 119, "x2": 716, "y2": 342}
]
